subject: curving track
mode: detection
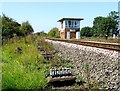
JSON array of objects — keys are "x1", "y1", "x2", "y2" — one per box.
[{"x1": 46, "y1": 38, "x2": 120, "y2": 52}]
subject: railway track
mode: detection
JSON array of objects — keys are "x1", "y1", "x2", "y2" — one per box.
[{"x1": 46, "y1": 38, "x2": 120, "y2": 52}]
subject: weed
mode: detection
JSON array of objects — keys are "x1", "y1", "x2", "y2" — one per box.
[
  {"x1": 83, "y1": 64, "x2": 91, "y2": 89},
  {"x1": 66, "y1": 64, "x2": 74, "y2": 69}
]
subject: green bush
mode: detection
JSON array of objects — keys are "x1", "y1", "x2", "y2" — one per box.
[{"x1": 54, "y1": 34, "x2": 60, "y2": 38}]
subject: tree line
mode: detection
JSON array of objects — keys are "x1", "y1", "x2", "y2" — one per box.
[
  {"x1": 35, "y1": 27, "x2": 60, "y2": 38},
  {"x1": 80, "y1": 11, "x2": 119, "y2": 37},
  {"x1": 47, "y1": 11, "x2": 119, "y2": 38},
  {"x1": 0, "y1": 14, "x2": 34, "y2": 39},
  {"x1": 1, "y1": 11, "x2": 119, "y2": 39},
  {"x1": 0, "y1": 14, "x2": 59, "y2": 39}
]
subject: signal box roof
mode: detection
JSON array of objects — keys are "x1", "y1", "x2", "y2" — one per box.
[{"x1": 58, "y1": 18, "x2": 84, "y2": 22}]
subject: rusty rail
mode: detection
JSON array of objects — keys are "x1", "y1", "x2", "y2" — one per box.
[
  {"x1": 48, "y1": 76, "x2": 76, "y2": 83},
  {"x1": 46, "y1": 38, "x2": 120, "y2": 52}
]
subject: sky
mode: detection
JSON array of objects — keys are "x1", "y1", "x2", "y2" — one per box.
[{"x1": 1, "y1": 2, "x2": 119, "y2": 33}]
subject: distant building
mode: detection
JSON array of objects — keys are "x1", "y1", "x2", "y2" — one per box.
[{"x1": 58, "y1": 18, "x2": 83, "y2": 39}]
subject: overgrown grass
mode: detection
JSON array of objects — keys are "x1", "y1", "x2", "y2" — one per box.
[
  {"x1": 79, "y1": 37, "x2": 119, "y2": 43},
  {"x1": 1, "y1": 36, "x2": 49, "y2": 89},
  {"x1": 36, "y1": 37, "x2": 54, "y2": 52},
  {"x1": 48, "y1": 37, "x2": 119, "y2": 43}
]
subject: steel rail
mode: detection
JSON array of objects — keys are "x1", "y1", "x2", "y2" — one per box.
[{"x1": 46, "y1": 38, "x2": 120, "y2": 52}]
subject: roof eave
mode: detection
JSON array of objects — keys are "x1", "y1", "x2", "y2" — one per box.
[{"x1": 57, "y1": 18, "x2": 84, "y2": 22}]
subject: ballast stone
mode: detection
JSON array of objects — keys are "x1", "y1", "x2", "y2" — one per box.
[{"x1": 45, "y1": 39, "x2": 119, "y2": 91}]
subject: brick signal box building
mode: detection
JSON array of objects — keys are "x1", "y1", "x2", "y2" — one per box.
[{"x1": 58, "y1": 18, "x2": 83, "y2": 39}]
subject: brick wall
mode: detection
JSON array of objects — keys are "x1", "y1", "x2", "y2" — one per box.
[
  {"x1": 60, "y1": 28, "x2": 80, "y2": 39},
  {"x1": 60, "y1": 31, "x2": 65, "y2": 39}
]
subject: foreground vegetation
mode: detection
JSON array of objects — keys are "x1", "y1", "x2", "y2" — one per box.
[
  {"x1": 1, "y1": 35, "x2": 77, "y2": 90},
  {"x1": 1, "y1": 36, "x2": 50, "y2": 89}
]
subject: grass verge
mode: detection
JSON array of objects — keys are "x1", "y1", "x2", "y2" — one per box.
[{"x1": 1, "y1": 36, "x2": 48, "y2": 89}]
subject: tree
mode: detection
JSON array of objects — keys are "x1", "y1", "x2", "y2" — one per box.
[
  {"x1": 36, "y1": 30, "x2": 47, "y2": 37},
  {"x1": 92, "y1": 16, "x2": 105, "y2": 37},
  {"x1": 1, "y1": 14, "x2": 34, "y2": 38},
  {"x1": 2, "y1": 14, "x2": 21, "y2": 38},
  {"x1": 92, "y1": 13, "x2": 119, "y2": 37},
  {"x1": 109, "y1": 11, "x2": 119, "y2": 21},
  {"x1": 48, "y1": 27, "x2": 60, "y2": 38},
  {"x1": 0, "y1": 14, "x2": 33, "y2": 38},
  {"x1": 108, "y1": 11, "x2": 119, "y2": 36},
  {"x1": 0, "y1": 15, "x2": 2, "y2": 35},
  {"x1": 20, "y1": 21, "x2": 34, "y2": 36},
  {"x1": 80, "y1": 26, "x2": 93, "y2": 37}
]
